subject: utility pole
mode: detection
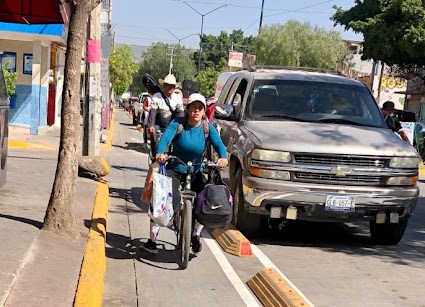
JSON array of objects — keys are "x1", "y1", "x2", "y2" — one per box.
[
  {"x1": 83, "y1": 2, "x2": 102, "y2": 156},
  {"x1": 258, "y1": 0, "x2": 265, "y2": 34},
  {"x1": 167, "y1": 47, "x2": 176, "y2": 74},
  {"x1": 178, "y1": 1, "x2": 227, "y2": 72},
  {"x1": 165, "y1": 30, "x2": 199, "y2": 79}
]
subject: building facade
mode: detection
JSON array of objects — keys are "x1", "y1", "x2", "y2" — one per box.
[{"x1": 0, "y1": 23, "x2": 67, "y2": 134}]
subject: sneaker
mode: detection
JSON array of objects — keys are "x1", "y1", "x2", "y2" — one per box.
[
  {"x1": 191, "y1": 235, "x2": 202, "y2": 253},
  {"x1": 140, "y1": 239, "x2": 158, "y2": 254}
]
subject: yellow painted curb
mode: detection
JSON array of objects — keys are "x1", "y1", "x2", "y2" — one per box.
[
  {"x1": 100, "y1": 111, "x2": 115, "y2": 152},
  {"x1": 8, "y1": 140, "x2": 56, "y2": 150},
  {"x1": 211, "y1": 225, "x2": 253, "y2": 257},
  {"x1": 99, "y1": 156, "x2": 110, "y2": 176},
  {"x1": 247, "y1": 268, "x2": 312, "y2": 307},
  {"x1": 74, "y1": 182, "x2": 109, "y2": 307}
]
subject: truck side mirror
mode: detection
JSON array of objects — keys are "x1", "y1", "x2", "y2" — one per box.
[{"x1": 215, "y1": 104, "x2": 234, "y2": 119}]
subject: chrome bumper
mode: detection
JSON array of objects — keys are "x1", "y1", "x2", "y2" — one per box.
[{"x1": 242, "y1": 173, "x2": 419, "y2": 221}]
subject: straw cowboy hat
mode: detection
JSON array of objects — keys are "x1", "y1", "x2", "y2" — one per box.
[{"x1": 158, "y1": 74, "x2": 176, "y2": 85}]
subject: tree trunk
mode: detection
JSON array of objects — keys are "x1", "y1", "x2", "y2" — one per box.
[{"x1": 43, "y1": 0, "x2": 100, "y2": 236}]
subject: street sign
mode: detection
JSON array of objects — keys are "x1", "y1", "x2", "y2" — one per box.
[{"x1": 228, "y1": 52, "x2": 243, "y2": 68}]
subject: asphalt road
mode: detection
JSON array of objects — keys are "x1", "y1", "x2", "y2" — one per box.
[{"x1": 103, "y1": 109, "x2": 425, "y2": 307}]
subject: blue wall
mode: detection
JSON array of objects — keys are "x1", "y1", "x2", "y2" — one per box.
[{"x1": 9, "y1": 84, "x2": 48, "y2": 134}]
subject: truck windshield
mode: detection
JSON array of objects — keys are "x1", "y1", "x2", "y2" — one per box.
[{"x1": 246, "y1": 80, "x2": 386, "y2": 128}]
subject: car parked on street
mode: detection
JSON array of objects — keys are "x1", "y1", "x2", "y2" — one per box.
[{"x1": 214, "y1": 66, "x2": 420, "y2": 245}]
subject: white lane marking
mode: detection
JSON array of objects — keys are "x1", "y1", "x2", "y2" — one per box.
[
  {"x1": 251, "y1": 244, "x2": 315, "y2": 307},
  {"x1": 202, "y1": 231, "x2": 260, "y2": 307}
]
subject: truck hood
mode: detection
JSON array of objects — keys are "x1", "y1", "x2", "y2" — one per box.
[{"x1": 243, "y1": 120, "x2": 418, "y2": 157}]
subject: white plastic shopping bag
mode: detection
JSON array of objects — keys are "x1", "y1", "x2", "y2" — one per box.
[{"x1": 149, "y1": 165, "x2": 174, "y2": 226}]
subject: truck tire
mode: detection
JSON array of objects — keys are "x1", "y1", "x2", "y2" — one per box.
[
  {"x1": 369, "y1": 219, "x2": 408, "y2": 245},
  {"x1": 232, "y1": 168, "x2": 262, "y2": 237}
]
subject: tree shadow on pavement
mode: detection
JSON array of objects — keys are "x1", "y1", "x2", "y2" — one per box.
[
  {"x1": 0, "y1": 213, "x2": 42, "y2": 229},
  {"x1": 108, "y1": 187, "x2": 147, "y2": 214},
  {"x1": 111, "y1": 165, "x2": 148, "y2": 173},
  {"x1": 119, "y1": 122, "x2": 136, "y2": 127},
  {"x1": 106, "y1": 232, "x2": 192, "y2": 270},
  {"x1": 113, "y1": 142, "x2": 150, "y2": 154}
]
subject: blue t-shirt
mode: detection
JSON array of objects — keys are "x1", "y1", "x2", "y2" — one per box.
[{"x1": 157, "y1": 119, "x2": 227, "y2": 173}]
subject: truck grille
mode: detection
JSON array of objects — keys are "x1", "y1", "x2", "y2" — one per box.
[
  {"x1": 295, "y1": 172, "x2": 381, "y2": 185},
  {"x1": 294, "y1": 154, "x2": 389, "y2": 168}
]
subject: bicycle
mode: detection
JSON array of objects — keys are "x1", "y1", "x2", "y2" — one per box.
[{"x1": 166, "y1": 155, "x2": 219, "y2": 269}]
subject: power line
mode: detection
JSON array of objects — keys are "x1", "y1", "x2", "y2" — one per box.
[
  {"x1": 243, "y1": 0, "x2": 335, "y2": 32},
  {"x1": 265, "y1": 0, "x2": 334, "y2": 18},
  {"x1": 169, "y1": 0, "x2": 329, "y2": 13}
]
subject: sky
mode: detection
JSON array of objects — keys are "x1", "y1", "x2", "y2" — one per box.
[{"x1": 111, "y1": 0, "x2": 363, "y2": 49}]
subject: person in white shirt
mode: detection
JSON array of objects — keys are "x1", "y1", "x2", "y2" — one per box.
[{"x1": 147, "y1": 73, "x2": 184, "y2": 133}]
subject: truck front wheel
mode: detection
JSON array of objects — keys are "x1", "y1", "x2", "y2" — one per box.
[
  {"x1": 232, "y1": 168, "x2": 263, "y2": 237},
  {"x1": 369, "y1": 219, "x2": 408, "y2": 245}
]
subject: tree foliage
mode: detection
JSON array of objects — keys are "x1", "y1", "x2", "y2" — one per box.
[
  {"x1": 255, "y1": 20, "x2": 349, "y2": 69},
  {"x1": 130, "y1": 42, "x2": 196, "y2": 94},
  {"x1": 109, "y1": 45, "x2": 138, "y2": 96},
  {"x1": 2, "y1": 65, "x2": 17, "y2": 96},
  {"x1": 195, "y1": 30, "x2": 257, "y2": 70},
  {"x1": 332, "y1": 0, "x2": 425, "y2": 67},
  {"x1": 332, "y1": 0, "x2": 425, "y2": 82},
  {"x1": 195, "y1": 58, "x2": 227, "y2": 97}
]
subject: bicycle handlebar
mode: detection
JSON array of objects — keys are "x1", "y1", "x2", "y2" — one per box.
[{"x1": 163, "y1": 155, "x2": 220, "y2": 170}]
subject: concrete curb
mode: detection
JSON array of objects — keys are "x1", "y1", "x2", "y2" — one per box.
[
  {"x1": 8, "y1": 140, "x2": 56, "y2": 150},
  {"x1": 74, "y1": 181, "x2": 110, "y2": 307}
]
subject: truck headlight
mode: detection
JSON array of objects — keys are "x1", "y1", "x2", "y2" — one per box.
[
  {"x1": 251, "y1": 149, "x2": 291, "y2": 162},
  {"x1": 389, "y1": 157, "x2": 420, "y2": 168},
  {"x1": 387, "y1": 176, "x2": 418, "y2": 186}
]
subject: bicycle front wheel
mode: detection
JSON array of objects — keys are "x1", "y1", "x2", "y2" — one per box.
[{"x1": 180, "y1": 199, "x2": 192, "y2": 269}]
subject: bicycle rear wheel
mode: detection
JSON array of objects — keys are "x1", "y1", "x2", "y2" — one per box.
[{"x1": 180, "y1": 199, "x2": 192, "y2": 269}]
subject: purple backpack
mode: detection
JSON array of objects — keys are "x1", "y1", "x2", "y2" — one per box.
[{"x1": 195, "y1": 184, "x2": 233, "y2": 228}]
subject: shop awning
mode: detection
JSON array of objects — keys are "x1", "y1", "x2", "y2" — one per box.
[{"x1": 0, "y1": 0, "x2": 70, "y2": 25}]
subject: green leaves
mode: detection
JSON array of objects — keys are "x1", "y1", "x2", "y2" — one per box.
[
  {"x1": 2, "y1": 65, "x2": 17, "y2": 97},
  {"x1": 197, "y1": 30, "x2": 257, "y2": 71},
  {"x1": 256, "y1": 20, "x2": 349, "y2": 69},
  {"x1": 332, "y1": 0, "x2": 425, "y2": 67},
  {"x1": 109, "y1": 45, "x2": 138, "y2": 96},
  {"x1": 194, "y1": 60, "x2": 227, "y2": 98},
  {"x1": 130, "y1": 42, "x2": 197, "y2": 94}
]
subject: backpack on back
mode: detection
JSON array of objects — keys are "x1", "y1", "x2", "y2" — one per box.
[{"x1": 195, "y1": 183, "x2": 233, "y2": 228}]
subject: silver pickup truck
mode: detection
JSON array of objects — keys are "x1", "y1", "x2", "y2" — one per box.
[{"x1": 214, "y1": 66, "x2": 420, "y2": 245}]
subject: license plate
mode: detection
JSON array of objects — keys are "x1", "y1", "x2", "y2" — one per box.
[{"x1": 325, "y1": 195, "x2": 355, "y2": 212}]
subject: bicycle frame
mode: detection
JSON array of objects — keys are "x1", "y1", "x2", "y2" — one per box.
[{"x1": 166, "y1": 156, "x2": 218, "y2": 269}]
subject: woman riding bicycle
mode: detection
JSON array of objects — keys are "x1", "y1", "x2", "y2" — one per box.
[{"x1": 140, "y1": 93, "x2": 228, "y2": 254}]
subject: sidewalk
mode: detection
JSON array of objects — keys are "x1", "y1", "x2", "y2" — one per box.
[{"x1": 0, "y1": 125, "x2": 102, "y2": 306}]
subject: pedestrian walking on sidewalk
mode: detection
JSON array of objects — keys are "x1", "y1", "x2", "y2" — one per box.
[
  {"x1": 140, "y1": 93, "x2": 228, "y2": 254},
  {"x1": 381, "y1": 101, "x2": 410, "y2": 143}
]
